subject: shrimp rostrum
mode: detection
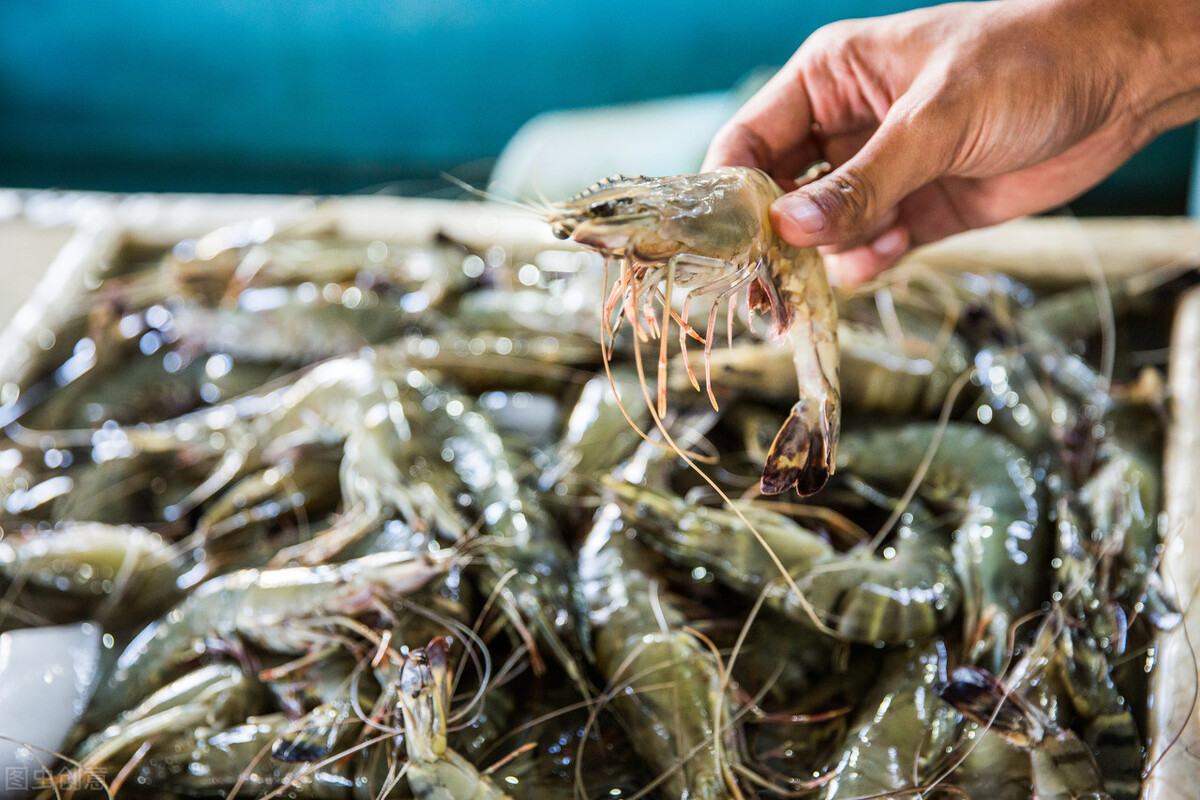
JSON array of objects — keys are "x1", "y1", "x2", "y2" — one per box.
[{"x1": 549, "y1": 167, "x2": 840, "y2": 495}]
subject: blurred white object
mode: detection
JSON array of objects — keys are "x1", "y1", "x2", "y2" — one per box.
[
  {"x1": 0, "y1": 623, "x2": 102, "y2": 796},
  {"x1": 490, "y1": 71, "x2": 771, "y2": 203}
]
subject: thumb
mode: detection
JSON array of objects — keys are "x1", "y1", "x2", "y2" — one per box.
[{"x1": 770, "y1": 111, "x2": 945, "y2": 249}]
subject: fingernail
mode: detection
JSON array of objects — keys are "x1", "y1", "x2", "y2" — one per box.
[
  {"x1": 871, "y1": 227, "x2": 907, "y2": 257},
  {"x1": 773, "y1": 194, "x2": 825, "y2": 235}
]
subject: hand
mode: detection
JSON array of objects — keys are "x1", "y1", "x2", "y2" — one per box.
[{"x1": 704, "y1": 0, "x2": 1200, "y2": 283}]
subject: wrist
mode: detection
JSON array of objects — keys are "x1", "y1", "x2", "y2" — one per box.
[{"x1": 1116, "y1": 0, "x2": 1200, "y2": 139}]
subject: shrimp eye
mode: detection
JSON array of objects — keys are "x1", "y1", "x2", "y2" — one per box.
[{"x1": 587, "y1": 200, "x2": 616, "y2": 218}]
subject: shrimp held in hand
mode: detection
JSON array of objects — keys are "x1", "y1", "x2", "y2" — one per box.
[{"x1": 549, "y1": 167, "x2": 840, "y2": 495}]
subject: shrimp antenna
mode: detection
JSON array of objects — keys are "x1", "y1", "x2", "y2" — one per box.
[{"x1": 439, "y1": 172, "x2": 553, "y2": 217}]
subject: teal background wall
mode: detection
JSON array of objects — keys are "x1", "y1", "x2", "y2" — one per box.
[{"x1": 0, "y1": 1, "x2": 1193, "y2": 212}]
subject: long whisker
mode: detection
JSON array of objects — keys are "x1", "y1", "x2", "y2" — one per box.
[{"x1": 440, "y1": 172, "x2": 548, "y2": 217}]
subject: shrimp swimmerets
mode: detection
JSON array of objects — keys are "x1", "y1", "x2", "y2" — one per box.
[{"x1": 548, "y1": 167, "x2": 840, "y2": 495}]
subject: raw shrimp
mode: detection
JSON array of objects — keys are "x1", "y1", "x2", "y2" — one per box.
[
  {"x1": 938, "y1": 664, "x2": 1112, "y2": 800},
  {"x1": 1079, "y1": 402, "x2": 1179, "y2": 634},
  {"x1": 936, "y1": 604, "x2": 1144, "y2": 800},
  {"x1": 82, "y1": 549, "x2": 456, "y2": 731},
  {"x1": 607, "y1": 480, "x2": 960, "y2": 646},
  {"x1": 1055, "y1": 626, "x2": 1143, "y2": 800},
  {"x1": 822, "y1": 641, "x2": 960, "y2": 799},
  {"x1": 549, "y1": 167, "x2": 839, "y2": 495},
  {"x1": 578, "y1": 501, "x2": 743, "y2": 798},
  {"x1": 390, "y1": 367, "x2": 589, "y2": 688},
  {"x1": 1053, "y1": 492, "x2": 1122, "y2": 648},
  {"x1": 833, "y1": 423, "x2": 1049, "y2": 671},
  {"x1": 61, "y1": 663, "x2": 264, "y2": 789},
  {"x1": 127, "y1": 712, "x2": 394, "y2": 798},
  {"x1": 397, "y1": 637, "x2": 513, "y2": 800},
  {"x1": 0, "y1": 521, "x2": 185, "y2": 628}
]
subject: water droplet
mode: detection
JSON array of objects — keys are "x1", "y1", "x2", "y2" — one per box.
[
  {"x1": 517, "y1": 263, "x2": 540, "y2": 286},
  {"x1": 462, "y1": 254, "x2": 485, "y2": 278},
  {"x1": 367, "y1": 241, "x2": 388, "y2": 262},
  {"x1": 297, "y1": 281, "x2": 318, "y2": 303}
]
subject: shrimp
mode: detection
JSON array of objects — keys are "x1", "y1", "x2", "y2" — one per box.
[
  {"x1": 538, "y1": 368, "x2": 651, "y2": 495},
  {"x1": 943, "y1": 276, "x2": 1178, "y2": 648},
  {"x1": 1054, "y1": 625, "x2": 1143, "y2": 800},
  {"x1": 0, "y1": 521, "x2": 185, "y2": 629},
  {"x1": 1053, "y1": 492, "x2": 1124, "y2": 649},
  {"x1": 81, "y1": 548, "x2": 456, "y2": 732},
  {"x1": 738, "y1": 416, "x2": 1047, "y2": 664},
  {"x1": 127, "y1": 712, "x2": 394, "y2": 798},
  {"x1": 390, "y1": 367, "x2": 589, "y2": 689},
  {"x1": 397, "y1": 637, "x2": 513, "y2": 800},
  {"x1": 937, "y1": 607, "x2": 1141, "y2": 800},
  {"x1": 549, "y1": 167, "x2": 839, "y2": 496},
  {"x1": 822, "y1": 641, "x2": 961, "y2": 799},
  {"x1": 937, "y1": 665, "x2": 1112, "y2": 800},
  {"x1": 579, "y1": 501, "x2": 743, "y2": 798},
  {"x1": 607, "y1": 480, "x2": 960, "y2": 646},
  {"x1": 59, "y1": 663, "x2": 263, "y2": 790},
  {"x1": 834, "y1": 423, "x2": 1050, "y2": 672},
  {"x1": 1079, "y1": 401, "x2": 1179, "y2": 635}
]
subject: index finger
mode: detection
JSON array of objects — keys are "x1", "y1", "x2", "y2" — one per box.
[{"x1": 702, "y1": 60, "x2": 820, "y2": 184}]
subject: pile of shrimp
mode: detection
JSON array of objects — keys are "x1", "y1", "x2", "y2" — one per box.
[{"x1": 0, "y1": 184, "x2": 1190, "y2": 800}]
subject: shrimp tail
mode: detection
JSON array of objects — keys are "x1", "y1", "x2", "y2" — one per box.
[
  {"x1": 270, "y1": 706, "x2": 342, "y2": 763},
  {"x1": 936, "y1": 665, "x2": 1046, "y2": 744},
  {"x1": 760, "y1": 396, "x2": 835, "y2": 495}
]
